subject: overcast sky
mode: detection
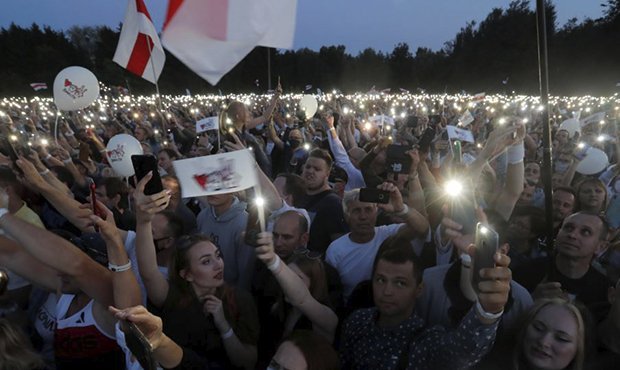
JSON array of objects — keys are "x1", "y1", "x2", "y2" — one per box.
[{"x1": 0, "y1": 0, "x2": 603, "y2": 54}]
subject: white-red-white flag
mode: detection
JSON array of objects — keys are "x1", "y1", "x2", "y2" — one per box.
[
  {"x1": 162, "y1": 0, "x2": 297, "y2": 85},
  {"x1": 113, "y1": 0, "x2": 165, "y2": 84},
  {"x1": 30, "y1": 82, "x2": 47, "y2": 91}
]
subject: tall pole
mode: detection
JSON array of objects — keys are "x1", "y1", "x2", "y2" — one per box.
[
  {"x1": 536, "y1": 0, "x2": 554, "y2": 248},
  {"x1": 267, "y1": 47, "x2": 272, "y2": 91}
]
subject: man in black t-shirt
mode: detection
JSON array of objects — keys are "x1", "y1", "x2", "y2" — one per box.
[
  {"x1": 300, "y1": 149, "x2": 348, "y2": 254},
  {"x1": 513, "y1": 211, "x2": 611, "y2": 321}
]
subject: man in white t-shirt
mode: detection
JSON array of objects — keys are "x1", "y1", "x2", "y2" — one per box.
[{"x1": 326, "y1": 183, "x2": 430, "y2": 301}]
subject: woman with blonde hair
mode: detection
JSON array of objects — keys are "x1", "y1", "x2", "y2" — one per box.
[
  {"x1": 0, "y1": 319, "x2": 44, "y2": 370},
  {"x1": 513, "y1": 298, "x2": 586, "y2": 370}
]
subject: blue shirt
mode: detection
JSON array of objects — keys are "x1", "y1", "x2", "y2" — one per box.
[{"x1": 340, "y1": 307, "x2": 499, "y2": 370}]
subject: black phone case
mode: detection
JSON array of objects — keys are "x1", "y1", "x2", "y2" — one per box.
[
  {"x1": 131, "y1": 155, "x2": 164, "y2": 196},
  {"x1": 244, "y1": 188, "x2": 263, "y2": 247},
  {"x1": 359, "y1": 188, "x2": 390, "y2": 204},
  {"x1": 472, "y1": 223, "x2": 499, "y2": 294},
  {"x1": 123, "y1": 321, "x2": 157, "y2": 370}
]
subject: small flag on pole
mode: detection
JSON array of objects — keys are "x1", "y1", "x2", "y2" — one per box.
[
  {"x1": 471, "y1": 92, "x2": 485, "y2": 104},
  {"x1": 196, "y1": 116, "x2": 219, "y2": 133},
  {"x1": 30, "y1": 82, "x2": 47, "y2": 91}
]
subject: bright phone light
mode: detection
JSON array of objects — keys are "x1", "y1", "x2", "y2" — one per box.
[
  {"x1": 444, "y1": 179, "x2": 463, "y2": 197},
  {"x1": 255, "y1": 197, "x2": 265, "y2": 207}
]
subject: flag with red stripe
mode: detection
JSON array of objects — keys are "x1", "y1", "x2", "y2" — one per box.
[
  {"x1": 161, "y1": 0, "x2": 297, "y2": 85},
  {"x1": 113, "y1": 0, "x2": 165, "y2": 84},
  {"x1": 30, "y1": 82, "x2": 48, "y2": 91}
]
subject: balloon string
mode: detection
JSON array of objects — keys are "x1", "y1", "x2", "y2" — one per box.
[
  {"x1": 54, "y1": 109, "x2": 60, "y2": 145},
  {"x1": 126, "y1": 176, "x2": 132, "y2": 212}
]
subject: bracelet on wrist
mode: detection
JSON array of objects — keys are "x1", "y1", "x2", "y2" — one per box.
[
  {"x1": 475, "y1": 300, "x2": 503, "y2": 321},
  {"x1": 267, "y1": 256, "x2": 281, "y2": 272},
  {"x1": 391, "y1": 204, "x2": 409, "y2": 216},
  {"x1": 44, "y1": 154, "x2": 52, "y2": 161},
  {"x1": 108, "y1": 261, "x2": 132, "y2": 273},
  {"x1": 221, "y1": 327, "x2": 234, "y2": 339},
  {"x1": 62, "y1": 158, "x2": 72, "y2": 164},
  {"x1": 39, "y1": 169, "x2": 50, "y2": 176}
]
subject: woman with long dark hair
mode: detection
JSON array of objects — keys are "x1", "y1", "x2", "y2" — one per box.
[{"x1": 134, "y1": 176, "x2": 258, "y2": 369}]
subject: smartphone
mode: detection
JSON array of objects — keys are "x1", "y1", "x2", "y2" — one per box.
[
  {"x1": 244, "y1": 188, "x2": 263, "y2": 247},
  {"x1": 447, "y1": 178, "x2": 477, "y2": 235},
  {"x1": 418, "y1": 126, "x2": 436, "y2": 153},
  {"x1": 452, "y1": 140, "x2": 462, "y2": 165},
  {"x1": 471, "y1": 223, "x2": 499, "y2": 294},
  {"x1": 386, "y1": 144, "x2": 412, "y2": 174},
  {"x1": 574, "y1": 142, "x2": 591, "y2": 161},
  {"x1": 332, "y1": 112, "x2": 340, "y2": 128},
  {"x1": 121, "y1": 320, "x2": 157, "y2": 370},
  {"x1": 2, "y1": 138, "x2": 23, "y2": 174},
  {"x1": 406, "y1": 116, "x2": 419, "y2": 128},
  {"x1": 89, "y1": 181, "x2": 107, "y2": 231},
  {"x1": 79, "y1": 142, "x2": 91, "y2": 163},
  {"x1": 359, "y1": 188, "x2": 390, "y2": 204},
  {"x1": 429, "y1": 114, "x2": 442, "y2": 126},
  {"x1": 131, "y1": 155, "x2": 164, "y2": 195}
]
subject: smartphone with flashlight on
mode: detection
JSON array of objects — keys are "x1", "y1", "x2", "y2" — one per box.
[
  {"x1": 574, "y1": 142, "x2": 591, "y2": 161},
  {"x1": 444, "y1": 178, "x2": 477, "y2": 236},
  {"x1": 120, "y1": 320, "x2": 157, "y2": 370},
  {"x1": 244, "y1": 187, "x2": 264, "y2": 247},
  {"x1": 471, "y1": 223, "x2": 499, "y2": 294}
]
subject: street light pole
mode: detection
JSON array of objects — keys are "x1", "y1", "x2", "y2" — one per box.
[{"x1": 535, "y1": 0, "x2": 554, "y2": 248}]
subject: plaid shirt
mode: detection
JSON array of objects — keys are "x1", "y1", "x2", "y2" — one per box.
[{"x1": 340, "y1": 307, "x2": 499, "y2": 370}]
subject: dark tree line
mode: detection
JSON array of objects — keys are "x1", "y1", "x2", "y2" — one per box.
[{"x1": 1, "y1": 0, "x2": 619, "y2": 97}]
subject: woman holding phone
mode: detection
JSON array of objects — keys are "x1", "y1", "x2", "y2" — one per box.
[{"x1": 133, "y1": 173, "x2": 258, "y2": 370}]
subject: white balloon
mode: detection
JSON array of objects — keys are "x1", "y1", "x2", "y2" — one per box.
[
  {"x1": 105, "y1": 134, "x2": 143, "y2": 177},
  {"x1": 53, "y1": 66, "x2": 100, "y2": 111},
  {"x1": 558, "y1": 118, "x2": 580, "y2": 138},
  {"x1": 299, "y1": 95, "x2": 318, "y2": 119},
  {"x1": 576, "y1": 148, "x2": 608, "y2": 175}
]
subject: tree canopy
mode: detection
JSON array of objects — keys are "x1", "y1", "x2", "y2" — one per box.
[{"x1": 1, "y1": 0, "x2": 618, "y2": 97}]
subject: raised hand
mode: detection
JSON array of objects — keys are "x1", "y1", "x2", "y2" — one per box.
[
  {"x1": 89, "y1": 200, "x2": 123, "y2": 247},
  {"x1": 134, "y1": 172, "x2": 170, "y2": 223},
  {"x1": 109, "y1": 305, "x2": 163, "y2": 349},
  {"x1": 474, "y1": 250, "x2": 512, "y2": 316},
  {"x1": 377, "y1": 182, "x2": 404, "y2": 214},
  {"x1": 255, "y1": 232, "x2": 277, "y2": 267},
  {"x1": 202, "y1": 295, "x2": 228, "y2": 332}
]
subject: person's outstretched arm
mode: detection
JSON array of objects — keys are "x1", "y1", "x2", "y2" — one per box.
[
  {"x1": 92, "y1": 201, "x2": 142, "y2": 309},
  {"x1": 133, "y1": 172, "x2": 172, "y2": 308},
  {"x1": 0, "y1": 188, "x2": 114, "y2": 308},
  {"x1": 255, "y1": 232, "x2": 338, "y2": 343},
  {"x1": 110, "y1": 305, "x2": 209, "y2": 370}
]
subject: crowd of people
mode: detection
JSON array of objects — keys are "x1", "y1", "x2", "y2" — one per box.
[{"x1": 0, "y1": 86, "x2": 619, "y2": 370}]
